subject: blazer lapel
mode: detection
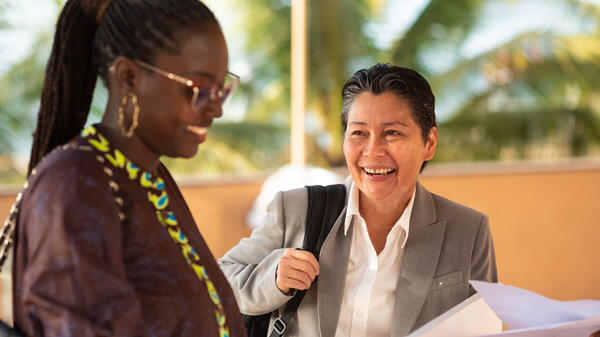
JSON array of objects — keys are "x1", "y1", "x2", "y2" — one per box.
[
  {"x1": 317, "y1": 206, "x2": 351, "y2": 337},
  {"x1": 392, "y1": 182, "x2": 446, "y2": 336}
]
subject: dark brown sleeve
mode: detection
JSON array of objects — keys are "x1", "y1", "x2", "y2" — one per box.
[{"x1": 15, "y1": 151, "x2": 145, "y2": 337}]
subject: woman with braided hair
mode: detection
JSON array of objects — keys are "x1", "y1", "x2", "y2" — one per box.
[{"x1": 11, "y1": 0, "x2": 245, "y2": 336}]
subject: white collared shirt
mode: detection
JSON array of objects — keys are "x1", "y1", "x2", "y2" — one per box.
[{"x1": 334, "y1": 182, "x2": 416, "y2": 337}]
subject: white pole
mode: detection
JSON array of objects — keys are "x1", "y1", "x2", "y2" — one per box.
[{"x1": 290, "y1": 0, "x2": 307, "y2": 166}]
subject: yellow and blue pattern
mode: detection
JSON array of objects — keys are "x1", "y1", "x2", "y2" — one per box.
[{"x1": 82, "y1": 126, "x2": 229, "y2": 335}]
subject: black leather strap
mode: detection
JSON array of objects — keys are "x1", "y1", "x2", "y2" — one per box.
[{"x1": 268, "y1": 184, "x2": 346, "y2": 337}]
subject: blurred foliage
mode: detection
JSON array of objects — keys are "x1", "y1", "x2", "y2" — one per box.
[
  {"x1": 0, "y1": 3, "x2": 53, "y2": 182},
  {"x1": 389, "y1": 0, "x2": 485, "y2": 73},
  {"x1": 0, "y1": 3, "x2": 8, "y2": 29},
  {"x1": 232, "y1": 0, "x2": 378, "y2": 165},
  {"x1": 233, "y1": 0, "x2": 600, "y2": 164},
  {"x1": 1, "y1": 0, "x2": 600, "y2": 185},
  {"x1": 430, "y1": 29, "x2": 600, "y2": 161},
  {"x1": 163, "y1": 122, "x2": 289, "y2": 175}
]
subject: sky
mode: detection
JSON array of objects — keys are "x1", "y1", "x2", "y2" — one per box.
[{"x1": 0, "y1": 1, "x2": 58, "y2": 74}]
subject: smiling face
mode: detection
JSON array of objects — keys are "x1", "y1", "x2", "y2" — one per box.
[
  {"x1": 134, "y1": 25, "x2": 229, "y2": 159},
  {"x1": 343, "y1": 91, "x2": 437, "y2": 210}
]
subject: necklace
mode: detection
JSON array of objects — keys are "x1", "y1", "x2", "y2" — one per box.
[{"x1": 82, "y1": 125, "x2": 230, "y2": 337}]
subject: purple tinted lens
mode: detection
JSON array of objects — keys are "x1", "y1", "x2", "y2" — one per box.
[
  {"x1": 192, "y1": 86, "x2": 212, "y2": 110},
  {"x1": 220, "y1": 86, "x2": 233, "y2": 103}
]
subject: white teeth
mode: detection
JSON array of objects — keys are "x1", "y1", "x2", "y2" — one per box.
[
  {"x1": 187, "y1": 125, "x2": 207, "y2": 136},
  {"x1": 363, "y1": 167, "x2": 395, "y2": 175}
]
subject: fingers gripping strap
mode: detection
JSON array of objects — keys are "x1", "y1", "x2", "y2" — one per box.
[{"x1": 269, "y1": 184, "x2": 346, "y2": 337}]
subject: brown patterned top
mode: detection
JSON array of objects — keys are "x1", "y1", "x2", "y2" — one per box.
[{"x1": 13, "y1": 128, "x2": 246, "y2": 337}]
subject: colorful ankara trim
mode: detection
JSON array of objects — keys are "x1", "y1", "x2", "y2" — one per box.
[{"x1": 82, "y1": 125, "x2": 230, "y2": 337}]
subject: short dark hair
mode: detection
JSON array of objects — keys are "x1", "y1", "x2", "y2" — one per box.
[
  {"x1": 341, "y1": 63, "x2": 437, "y2": 143},
  {"x1": 28, "y1": 0, "x2": 220, "y2": 174}
]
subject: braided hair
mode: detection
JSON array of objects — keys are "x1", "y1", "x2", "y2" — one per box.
[{"x1": 27, "y1": 0, "x2": 219, "y2": 174}]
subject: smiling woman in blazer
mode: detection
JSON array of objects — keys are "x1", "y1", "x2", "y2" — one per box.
[{"x1": 219, "y1": 63, "x2": 498, "y2": 337}]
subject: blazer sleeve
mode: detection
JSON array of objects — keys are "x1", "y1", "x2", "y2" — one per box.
[
  {"x1": 469, "y1": 214, "x2": 498, "y2": 289},
  {"x1": 218, "y1": 190, "x2": 304, "y2": 315}
]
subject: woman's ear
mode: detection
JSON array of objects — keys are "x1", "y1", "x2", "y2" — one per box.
[
  {"x1": 109, "y1": 56, "x2": 141, "y2": 95},
  {"x1": 423, "y1": 126, "x2": 438, "y2": 161}
]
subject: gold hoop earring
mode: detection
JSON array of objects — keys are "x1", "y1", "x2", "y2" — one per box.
[{"x1": 118, "y1": 92, "x2": 140, "y2": 138}]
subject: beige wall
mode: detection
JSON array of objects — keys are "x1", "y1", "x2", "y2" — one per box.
[
  {"x1": 420, "y1": 165, "x2": 600, "y2": 301},
  {"x1": 1, "y1": 161, "x2": 599, "y2": 304}
]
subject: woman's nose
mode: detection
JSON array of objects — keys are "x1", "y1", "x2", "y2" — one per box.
[
  {"x1": 203, "y1": 99, "x2": 223, "y2": 119},
  {"x1": 211, "y1": 104, "x2": 223, "y2": 119},
  {"x1": 363, "y1": 136, "x2": 385, "y2": 157}
]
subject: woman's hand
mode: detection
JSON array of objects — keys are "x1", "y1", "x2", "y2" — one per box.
[{"x1": 276, "y1": 249, "x2": 320, "y2": 295}]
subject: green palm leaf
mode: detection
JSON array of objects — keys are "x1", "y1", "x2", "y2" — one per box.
[{"x1": 388, "y1": 0, "x2": 485, "y2": 74}]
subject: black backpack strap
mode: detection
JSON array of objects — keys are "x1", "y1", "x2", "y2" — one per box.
[
  {"x1": 269, "y1": 184, "x2": 346, "y2": 337},
  {"x1": 308, "y1": 184, "x2": 346, "y2": 259}
]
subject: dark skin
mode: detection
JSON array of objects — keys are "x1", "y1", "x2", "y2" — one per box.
[{"x1": 100, "y1": 26, "x2": 229, "y2": 172}]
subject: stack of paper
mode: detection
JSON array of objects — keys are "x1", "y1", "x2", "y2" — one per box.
[
  {"x1": 408, "y1": 293, "x2": 502, "y2": 337},
  {"x1": 407, "y1": 281, "x2": 600, "y2": 337},
  {"x1": 470, "y1": 280, "x2": 600, "y2": 337}
]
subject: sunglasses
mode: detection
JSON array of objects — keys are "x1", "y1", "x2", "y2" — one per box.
[{"x1": 133, "y1": 59, "x2": 240, "y2": 111}]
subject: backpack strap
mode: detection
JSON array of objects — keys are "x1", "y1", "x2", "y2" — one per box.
[
  {"x1": 304, "y1": 184, "x2": 346, "y2": 259},
  {"x1": 269, "y1": 184, "x2": 346, "y2": 337}
]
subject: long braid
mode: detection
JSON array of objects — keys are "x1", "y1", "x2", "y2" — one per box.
[
  {"x1": 28, "y1": 0, "x2": 98, "y2": 174},
  {"x1": 27, "y1": 0, "x2": 219, "y2": 175}
]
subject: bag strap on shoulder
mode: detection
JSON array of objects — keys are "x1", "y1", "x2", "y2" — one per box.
[
  {"x1": 269, "y1": 184, "x2": 346, "y2": 337},
  {"x1": 303, "y1": 184, "x2": 346, "y2": 259}
]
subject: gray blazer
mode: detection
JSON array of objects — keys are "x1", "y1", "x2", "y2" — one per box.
[{"x1": 219, "y1": 179, "x2": 497, "y2": 337}]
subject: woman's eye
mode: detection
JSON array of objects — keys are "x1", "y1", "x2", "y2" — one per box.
[
  {"x1": 350, "y1": 130, "x2": 365, "y2": 136},
  {"x1": 385, "y1": 130, "x2": 402, "y2": 136}
]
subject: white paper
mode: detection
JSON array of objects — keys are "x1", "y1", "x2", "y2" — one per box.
[
  {"x1": 470, "y1": 280, "x2": 600, "y2": 337},
  {"x1": 481, "y1": 314, "x2": 600, "y2": 337},
  {"x1": 408, "y1": 293, "x2": 502, "y2": 337}
]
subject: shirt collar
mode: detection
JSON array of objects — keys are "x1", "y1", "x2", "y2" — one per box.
[
  {"x1": 344, "y1": 181, "x2": 416, "y2": 248},
  {"x1": 344, "y1": 181, "x2": 361, "y2": 236}
]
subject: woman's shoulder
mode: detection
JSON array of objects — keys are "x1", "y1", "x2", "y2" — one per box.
[
  {"x1": 271, "y1": 187, "x2": 309, "y2": 220},
  {"x1": 18, "y1": 141, "x2": 121, "y2": 241},
  {"x1": 427, "y1": 189, "x2": 488, "y2": 225},
  {"x1": 281, "y1": 186, "x2": 309, "y2": 201},
  {"x1": 24, "y1": 141, "x2": 112, "y2": 205},
  {"x1": 32, "y1": 142, "x2": 103, "y2": 179},
  {"x1": 278, "y1": 183, "x2": 347, "y2": 205}
]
